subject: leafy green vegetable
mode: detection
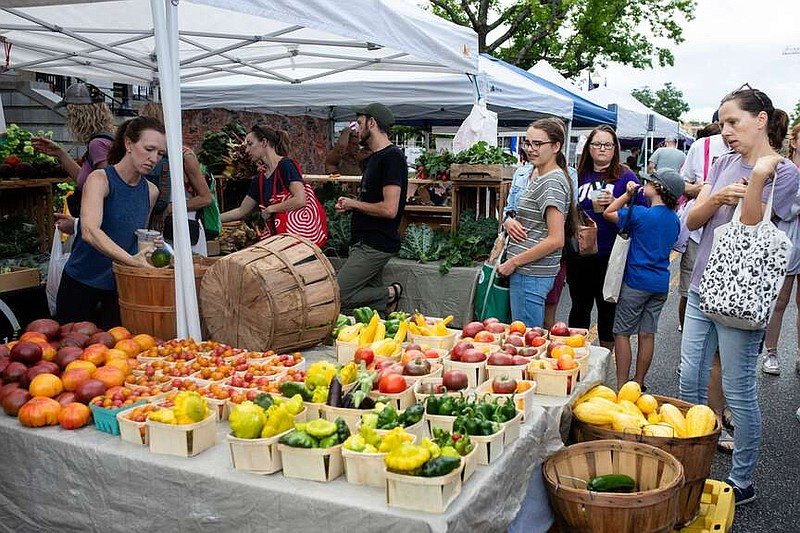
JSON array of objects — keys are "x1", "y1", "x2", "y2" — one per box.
[
  {"x1": 415, "y1": 150, "x2": 454, "y2": 180},
  {"x1": 398, "y1": 224, "x2": 445, "y2": 263},
  {"x1": 0, "y1": 216, "x2": 40, "y2": 258},
  {"x1": 453, "y1": 141, "x2": 517, "y2": 166},
  {"x1": 438, "y1": 210, "x2": 500, "y2": 274}
]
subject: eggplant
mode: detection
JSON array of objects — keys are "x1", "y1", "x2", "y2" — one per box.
[{"x1": 327, "y1": 375, "x2": 343, "y2": 407}]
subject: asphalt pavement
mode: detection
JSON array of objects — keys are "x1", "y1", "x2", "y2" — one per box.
[{"x1": 554, "y1": 258, "x2": 800, "y2": 533}]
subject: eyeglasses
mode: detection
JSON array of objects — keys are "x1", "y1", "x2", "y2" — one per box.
[
  {"x1": 523, "y1": 140, "x2": 554, "y2": 150},
  {"x1": 731, "y1": 83, "x2": 768, "y2": 112},
  {"x1": 589, "y1": 142, "x2": 615, "y2": 150}
]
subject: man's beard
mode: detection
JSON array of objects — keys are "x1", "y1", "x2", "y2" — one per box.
[{"x1": 359, "y1": 128, "x2": 371, "y2": 148}]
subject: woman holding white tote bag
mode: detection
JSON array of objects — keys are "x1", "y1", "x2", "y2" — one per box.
[{"x1": 680, "y1": 85, "x2": 800, "y2": 506}]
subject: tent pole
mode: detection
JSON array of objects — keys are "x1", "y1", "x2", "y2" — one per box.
[{"x1": 150, "y1": 0, "x2": 202, "y2": 340}]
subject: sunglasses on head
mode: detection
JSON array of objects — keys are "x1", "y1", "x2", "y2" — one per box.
[{"x1": 730, "y1": 83, "x2": 768, "y2": 112}]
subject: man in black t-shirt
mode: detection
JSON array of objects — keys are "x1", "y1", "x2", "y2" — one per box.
[{"x1": 335, "y1": 103, "x2": 408, "y2": 313}]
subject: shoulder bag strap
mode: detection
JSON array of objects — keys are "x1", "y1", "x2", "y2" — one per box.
[
  {"x1": 702, "y1": 137, "x2": 711, "y2": 181},
  {"x1": 619, "y1": 194, "x2": 636, "y2": 237},
  {"x1": 258, "y1": 170, "x2": 266, "y2": 206}
]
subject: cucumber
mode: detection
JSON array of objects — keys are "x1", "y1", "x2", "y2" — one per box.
[{"x1": 587, "y1": 474, "x2": 636, "y2": 493}]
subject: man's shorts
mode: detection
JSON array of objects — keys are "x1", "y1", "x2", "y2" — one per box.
[
  {"x1": 613, "y1": 283, "x2": 668, "y2": 336},
  {"x1": 679, "y1": 239, "x2": 699, "y2": 298}
]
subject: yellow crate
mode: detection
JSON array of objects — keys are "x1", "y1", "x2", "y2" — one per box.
[{"x1": 676, "y1": 479, "x2": 734, "y2": 532}]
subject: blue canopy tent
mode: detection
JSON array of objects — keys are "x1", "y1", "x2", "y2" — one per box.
[{"x1": 485, "y1": 55, "x2": 616, "y2": 128}]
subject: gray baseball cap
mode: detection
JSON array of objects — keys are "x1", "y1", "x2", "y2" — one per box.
[
  {"x1": 650, "y1": 168, "x2": 685, "y2": 199},
  {"x1": 55, "y1": 83, "x2": 100, "y2": 108}
]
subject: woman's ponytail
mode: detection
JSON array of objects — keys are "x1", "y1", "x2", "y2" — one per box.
[{"x1": 768, "y1": 109, "x2": 789, "y2": 150}]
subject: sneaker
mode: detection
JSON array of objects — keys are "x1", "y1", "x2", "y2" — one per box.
[
  {"x1": 677, "y1": 324, "x2": 682, "y2": 333},
  {"x1": 795, "y1": 357, "x2": 799, "y2": 375},
  {"x1": 796, "y1": 406, "x2": 800, "y2": 424},
  {"x1": 761, "y1": 352, "x2": 780, "y2": 375},
  {"x1": 725, "y1": 477, "x2": 756, "y2": 506}
]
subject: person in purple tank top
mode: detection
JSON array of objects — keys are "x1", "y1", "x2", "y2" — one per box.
[
  {"x1": 680, "y1": 85, "x2": 799, "y2": 505},
  {"x1": 56, "y1": 117, "x2": 166, "y2": 329}
]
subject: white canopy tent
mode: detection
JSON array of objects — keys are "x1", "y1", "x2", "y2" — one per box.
[
  {"x1": 181, "y1": 54, "x2": 574, "y2": 125},
  {"x1": 0, "y1": 0, "x2": 480, "y2": 339},
  {"x1": 586, "y1": 86, "x2": 680, "y2": 140}
]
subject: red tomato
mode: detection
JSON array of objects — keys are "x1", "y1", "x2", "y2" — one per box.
[{"x1": 378, "y1": 373, "x2": 407, "y2": 394}]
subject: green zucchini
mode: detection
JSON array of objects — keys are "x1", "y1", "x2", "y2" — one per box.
[{"x1": 587, "y1": 474, "x2": 636, "y2": 493}]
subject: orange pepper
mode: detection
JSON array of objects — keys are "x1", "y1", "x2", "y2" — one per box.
[{"x1": 516, "y1": 381, "x2": 532, "y2": 393}]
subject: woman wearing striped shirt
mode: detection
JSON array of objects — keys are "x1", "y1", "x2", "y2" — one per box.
[{"x1": 498, "y1": 118, "x2": 576, "y2": 327}]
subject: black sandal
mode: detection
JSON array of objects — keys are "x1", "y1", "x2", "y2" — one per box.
[{"x1": 387, "y1": 282, "x2": 403, "y2": 313}]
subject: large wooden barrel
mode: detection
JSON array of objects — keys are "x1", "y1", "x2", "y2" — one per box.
[
  {"x1": 570, "y1": 395, "x2": 721, "y2": 527},
  {"x1": 199, "y1": 234, "x2": 339, "y2": 352},
  {"x1": 543, "y1": 440, "x2": 684, "y2": 533},
  {"x1": 113, "y1": 258, "x2": 215, "y2": 340}
]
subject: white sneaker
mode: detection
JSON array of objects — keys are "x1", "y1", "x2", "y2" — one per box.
[
  {"x1": 761, "y1": 352, "x2": 780, "y2": 375},
  {"x1": 796, "y1": 407, "x2": 800, "y2": 424}
]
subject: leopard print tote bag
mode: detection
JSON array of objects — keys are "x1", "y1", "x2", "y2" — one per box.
[{"x1": 698, "y1": 180, "x2": 791, "y2": 330}]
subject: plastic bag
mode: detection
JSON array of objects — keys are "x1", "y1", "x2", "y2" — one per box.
[
  {"x1": 452, "y1": 103, "x2": 498, "y2": 153},
  {"x1": 46, "y1": 228, "x2": 71, "y2": 316}
]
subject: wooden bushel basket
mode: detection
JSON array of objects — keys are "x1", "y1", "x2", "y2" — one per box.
[
  {"x1": 113, "y1": 257, "x2": 215, "y2": 341},
  {"x1": 200, "y1": 234, "x2": 340, "y2": 353},
  {"x1": 543, "y1": 440, "x2": 684, "y2": 533},
  {"x1": 570, "y1": 395, "x2": 721, "y2": 527}
]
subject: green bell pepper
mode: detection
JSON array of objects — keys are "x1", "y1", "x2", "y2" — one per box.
[
  {"x1": 387, "y1": 311, "x2": 409, "y2": 322},
  {"x1": 425, "y1": 395, "x2": 442, "y2": 415},
  {"x1": 353, "y1": 307, "x2": 376, "y2": 325},
  {"x1": 331, "y1": 314, "x2": 352, "y2": 339},
  {"x1": 399, "y1": 403, "x2": 424, "y2": 427},
  {"x1": 253, "y1": 393, "x2": 274, "y2": 411},
  {"x1": 335, "y1": 417, "x2": 351, "y2": 444},
  {"x1": 377, "y1": 404, "x2": 400, "y2": 430},
  {"x1": 439, "y1": 396, "x2": 456, "y2": 416},
  {"x1": 384, "y1": 319, "x2": 401, "y2": 337},
  {"x1": 420, "y1": 456, "x2": 461, "y2": 477},
  {"x1": 279, "y1": 430, "x2": 317, "y2": 448},
  {"x1": 279, "y1": 381, "x2": 312, "y2": 401}
]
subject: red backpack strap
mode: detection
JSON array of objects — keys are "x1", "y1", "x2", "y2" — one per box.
[{"x1": 702, "y1": 137, "x2": 711, "y2": 181}]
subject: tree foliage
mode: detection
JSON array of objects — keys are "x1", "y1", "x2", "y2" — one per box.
[
  {"x1": 631, "y1": 82, "x2": 690, "y2": 121},
  {"x1": 791, "y1": 100, "x2": 800, "y2": 128},
  {"x1": 426, "y1": 0, "x2": 696, "y2": 78}
]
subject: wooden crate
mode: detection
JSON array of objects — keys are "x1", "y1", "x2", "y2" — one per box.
[
  {"x1": 461, "y1": 447, "x2": 478, "y2": 483},
  {"x1": 116, "y1": 408, "x2": 149, "y2": 446},
  {"x1": 486, "y1": 363, "x2": 528, "y2": 382},
  {"x1": 449, "y1": 165, "x2": 513, "y2": 231},
  {"x1": 443, "y1": 359, "x2": 487, "y2": 389},
  {"x1": 319, "y1": 405, "x2": 368, "y2": 434},
  {"x1": 407, "y1": 330, "x2": 458, "y2": 351},
  {"x1": 0, "y1": 267, "x2": 40, "y2": 293},
  {"x1": 529, "y1": 366, "x2": 580, "y2": 396},
  {"x1": 502, "y1": 410, "x2": 524, "y2": 446},
  {"x1": 278, "y1": 443, "x2": 344, "y2": 482},
  {"x1": 0, "y1": 178, "x2": 64, "y2": 253},
  {"x1": 472, "y1": 426, "x2": 506, "y2": 465},
  {"x1": 146, "y1": 411, "x2": 217, "y2": 457},
  {"x1": 385, "y1": 458, "x2": 463, "y2": 513},
  {"x1": 335, "y1": 339, "x2": 358, "y2": 365},
  {"x1": 342, "y1": 448, "x2": 390, "y2": 487},
  {"x1": 227, "y1": 429, "x2": 291, "y2": 475},
  {"x1": 424, "y1": 412, "x2": 456, "y2": 435}
]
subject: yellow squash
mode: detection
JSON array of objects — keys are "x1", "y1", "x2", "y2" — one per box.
[
  {"x1": 573, "y1": 401, "x2": 615, "y2": 426},
  {"x1": 635, "y1": 394, "x2": 659, "y2": 415},
  {"x1": 659, "y1": 403, "x2": 688, "y2": 438},
  {"x1": 618, "y1": 381, "x2": 642, "y2": 403},
  {"x1": 576, "y1": 385, "x2": 617, "y2": 404},
  {"x1": 685, "y1": 404, "x2": 716, "y2": 437}
]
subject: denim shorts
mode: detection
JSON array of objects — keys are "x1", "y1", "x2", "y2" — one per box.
[{"x1": 613, "y1": 283, "x2": 668, "y2": 335}]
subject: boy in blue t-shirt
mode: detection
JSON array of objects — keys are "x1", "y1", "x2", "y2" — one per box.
[{"x1": 603, "y1": 168, "x2": 684, "y2": 389}]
